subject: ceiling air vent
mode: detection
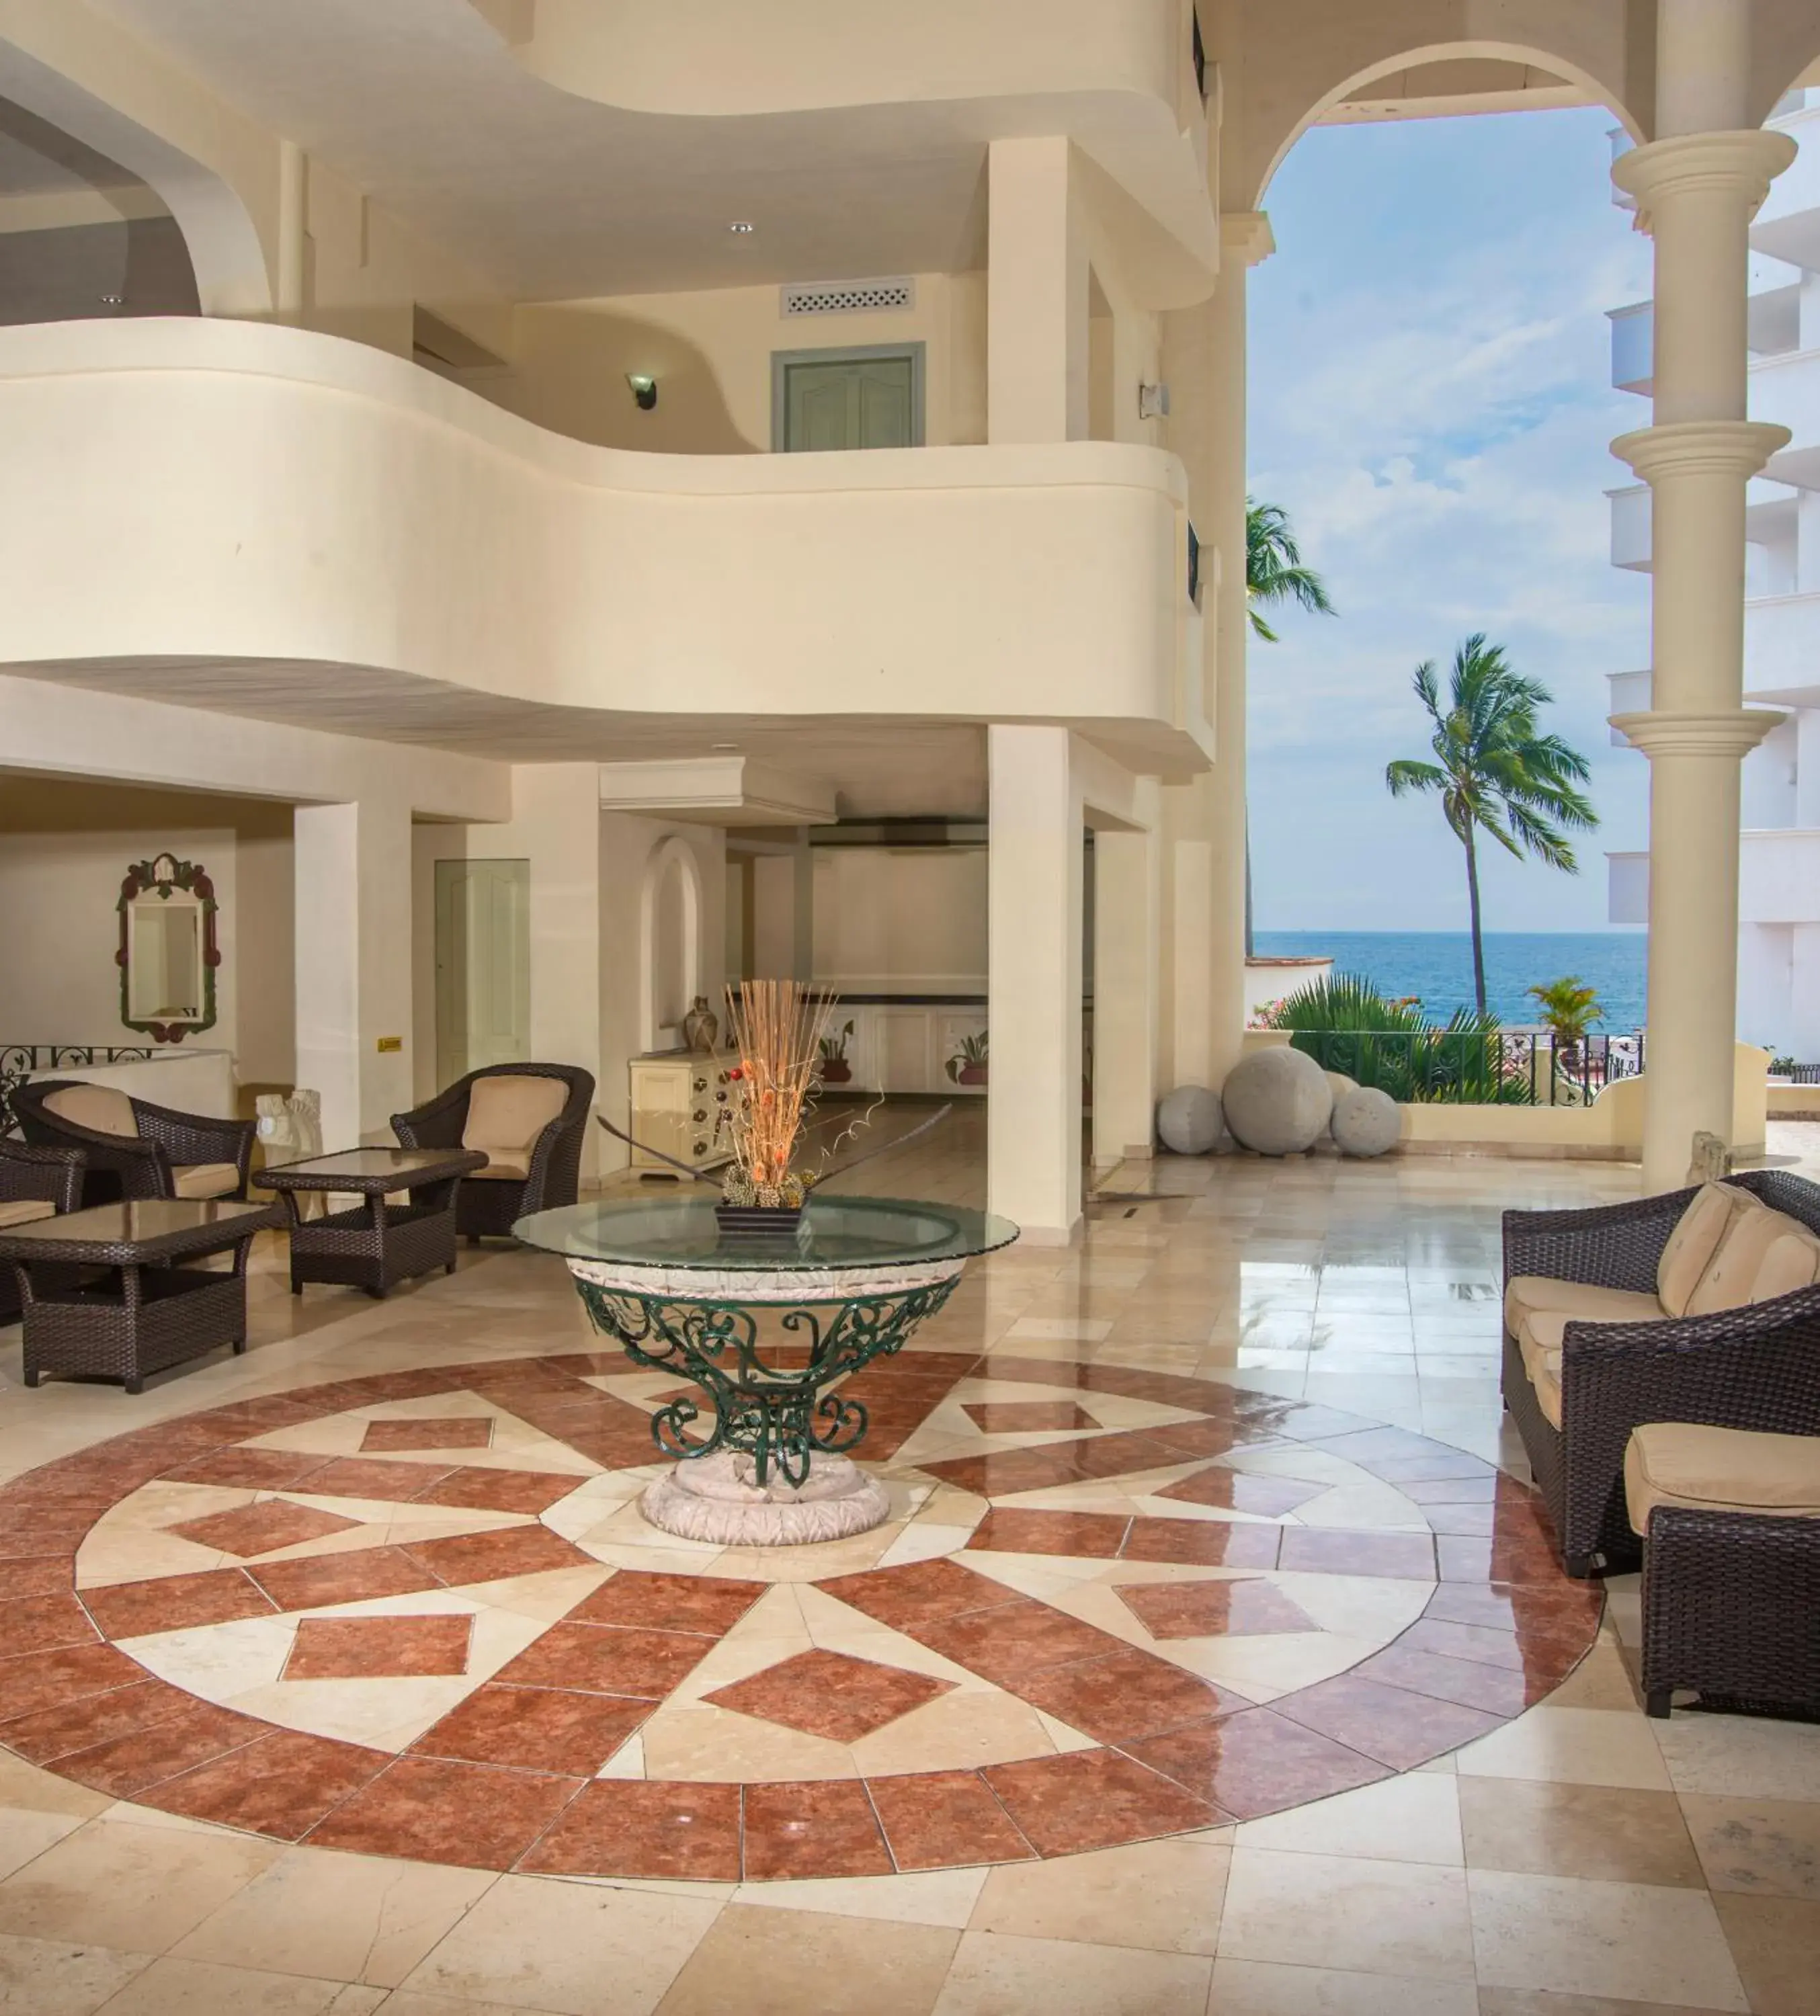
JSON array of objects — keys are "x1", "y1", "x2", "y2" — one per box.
[{"x1": 781, "y1": 276, "x2": 915, "y2": 318}]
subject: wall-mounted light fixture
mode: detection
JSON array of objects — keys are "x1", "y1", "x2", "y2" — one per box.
[
  {"x1": 1138, "y1": 382, "x2": 1171, "y2": 420},
  {"x1": 626, "y1": 372, "x2": 659, "y2": 411}
]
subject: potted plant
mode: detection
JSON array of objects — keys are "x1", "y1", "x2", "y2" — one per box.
[
  {"x1": 946, "y1": 1031, "x2": 989, "y2": 1087},
  {"x1": 1527, "y1": 977, "x2": 1602, "y2": 1077},
  {"x1": 818, "y1": 1019, "x2": 855, "y2": 1085}
]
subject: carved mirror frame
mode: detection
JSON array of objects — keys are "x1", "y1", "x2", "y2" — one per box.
[{"x1": 116, "y1": 853, "x2": 220, "y2": 1042}]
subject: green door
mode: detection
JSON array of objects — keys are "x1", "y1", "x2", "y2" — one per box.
[{"x1": 774, "y1": 346, "x2": 922, "y2": 451}]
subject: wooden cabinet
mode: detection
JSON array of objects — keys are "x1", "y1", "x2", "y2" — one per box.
[
  {"x1": 818, "y1": 1004, "x2": 987, "y2": 1097},
  {"x1": 627, "y1": 1050, "x2": 736, "y2": 1173}
]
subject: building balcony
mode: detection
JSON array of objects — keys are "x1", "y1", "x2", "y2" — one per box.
[
  {"x1": 0, "y1": 317, "x2": 1209, "y2": 778},
  {"x1": 1752, "y1": 105, "x2": 1820, "y2": 271},
  {"x1": 1745, "y1": 592, "x2": 1820, "y2": 705},
  {"x1": 1610, "y1": 288, "x2": 1801, "y2": 396},
  {"x1": 1606, "y1": 480, "x2": 1798, "y2": 574},
  {"x1": 1607, "y1": 849, "x2": 1647, "y2": 927},
  {"x1": 1606, "y1": 669, "x2": 1650, "y2": 742},
  {"x1": 1610, "y1": 832, "x2": 1820, "y2": 927}
]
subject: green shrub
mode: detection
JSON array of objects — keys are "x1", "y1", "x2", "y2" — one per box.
[{"x1": 1264, "y1": 976, "x2": 1534, "y2": 1105}]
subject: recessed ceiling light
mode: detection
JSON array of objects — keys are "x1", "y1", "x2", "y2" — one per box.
[
  {"x1": 727, "y1": 220, "x2": 756, "y2": 235},
  {"x1": 99, "y1": 293, "x2": 124, "y2": 305},
  {"x1": 710, "y1": 743, "x2": 741, "y2": 752}
]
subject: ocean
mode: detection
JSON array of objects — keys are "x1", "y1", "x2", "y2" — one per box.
[{"x1": 1252, "y1": 931, "x2": 1649, "y2": 1033}]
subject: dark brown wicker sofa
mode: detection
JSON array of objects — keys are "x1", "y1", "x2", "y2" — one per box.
[
  {"x1": 390, "y1": 1063, "x2": 594, "y2": 1240},
  {"x1": 1502, "y1": 1171, "x2": 1820, "y2": 1578},
  {"x1": 13, "y1": 1079, "x2": 255, "y2": 1208},
  {"x1": 0, "y1": 1138, "x2": 84, "y2": 1324}
]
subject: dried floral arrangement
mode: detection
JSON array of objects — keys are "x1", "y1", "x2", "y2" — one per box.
[{"x1": 716, "y1": 979, "x2": 838, "y2": 1210}]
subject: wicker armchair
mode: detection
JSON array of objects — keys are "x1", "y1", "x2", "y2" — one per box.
[
  {"x1": 0, "y1": 1138, "x2": 85, "y2": 1324},
  {"x1": 390, "y1": 1062, "x2": 594, "y2": 1240},
  {"x1": 13, "y1": 1079, "x2": 255, "y2": 1208},
  {"x1": 1502, "y1": 1171, "x2": 1820, "y2": 1578}
]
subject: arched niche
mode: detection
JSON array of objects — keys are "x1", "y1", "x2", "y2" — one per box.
[{"x1": 639, "y1": 834, "x2": 703, "y2": 1053}]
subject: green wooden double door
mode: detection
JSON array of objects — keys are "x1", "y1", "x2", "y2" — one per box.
[{"x1": 772, "y1": 343, "x2": 923, "y2": 452}]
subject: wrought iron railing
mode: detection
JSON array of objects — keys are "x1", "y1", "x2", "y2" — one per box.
[
  {"x1": 0, "y1": 1044, "x2": 153, "y2": 1131},
  {"x1": 1283, "y1": 1030, "x2": 1644, "y2": 1107}
]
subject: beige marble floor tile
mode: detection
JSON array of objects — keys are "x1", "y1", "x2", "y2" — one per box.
[
  {"x1": 729, "y1": 1868, "x2": 987, "y2": 1929},
  {"x1": 1475, "y1": 1994, "x2": 1749, "y2": 2016},
  {"x1": 1218, "y1": 1849, "x2": 1475, "y2": 1981},
  {"x1": 370, "y1": 1994, "x2": 568, "y2": 2016},
  {"x1": 0, "y1": 1818, "x2": 284, "y2": 1951},
  {"x1": 1651, "y1": 1712, "x2": 1820, "y2": 1802},
  {"x1": 930, "y1": 1929, "x2": 1211, "y2": 2016},
  {"x1": 1710, "y1": 1892, "x2": 1820, "y2": 2016},
  {"x1": 1679, "y1": 1792, "x2": 1820, "y2": 1900},
  {"x1": 1458, "y1": 1779, "x2": 1704, "y2": 1886},
  {"x1": 400, "y1": 1874, "x2": 720, "y2": 2016},
  {"x1": 656, "y1": 1904, "x2": 955, "y2": 2016},
  {"x1": 0, "y1": 1932, "x2": 153, "y2": 2015},
  {"x1": 0, "y1": 1808, "x2": 89, "y2": 1885},
  {"x1": 1236, "y1": 1771, "x2": 1463, "y2": 1867},
  {"x1": 1467, "y1": 1871, "x2": 1748, "y2": 2009},
  {"x1": 0, "y1": 1752, "x2": 110, "y2": 1823},
  {"x1": 89, "y1": 1957, "x2": 386, "y2": 2014},
  {"x1": 967, "y1": 1837, "x2": 1229, "y2": 1954},
  {"x1": 849, "y1": 1687, "x2": 1061, "y2": 1776},
  {"x1": 1454, "y1": 1708, "x2": 1673, "y2": 1792},
  {"x1": 1538, "y1": 1639, "x2": 1641, "y2": 1714},
  {"x1": 173, "y1": 1847, "x2": 496, "y2": 1986},
  {"x1": 637, "y1": 1705, "x2": 857, "y2": 1782},
  {"x1": 1206, "y1": 1958, "x2": 1477, "y2": 2014}
]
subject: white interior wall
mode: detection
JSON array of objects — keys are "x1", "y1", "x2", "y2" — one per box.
[{"x1": 811, "y1": 848, "x2": 988, "y2": 994}]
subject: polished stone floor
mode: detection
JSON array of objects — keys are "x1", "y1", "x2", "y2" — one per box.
[{"x1": 0, "y1": 1124, "x2": 1815, "y2": 2015}]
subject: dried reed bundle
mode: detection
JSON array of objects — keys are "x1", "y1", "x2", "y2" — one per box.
[{"x1": 720, "y1": 979, "x2": 837, "y2": 1206}]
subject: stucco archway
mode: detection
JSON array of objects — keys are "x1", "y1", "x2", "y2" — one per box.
[{"x1": 638, "y1": 834, "x2": 704, "y2": 1053}]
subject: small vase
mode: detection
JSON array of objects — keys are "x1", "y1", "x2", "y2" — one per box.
[{"x1": 682, "y1": 997, "x2": 718, "y2": 1054}]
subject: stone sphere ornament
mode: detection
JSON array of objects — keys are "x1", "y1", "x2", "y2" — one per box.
[
  {"x1": 1221, "y1": 1046, "x2": 1333, "y2": 1155},
  {"x1": 1332, "y1": 1085, "x2": 1401, "y2": 1158},
  {"x1": 1323, "y1": 1070, "x2": 1359, "y2": 1114},
  {"x1": 1157, "y1": 1083, "x2": 1223, "y2": 1156}
]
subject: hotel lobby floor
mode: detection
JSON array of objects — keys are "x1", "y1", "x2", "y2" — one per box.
[{"x1": 0, "y1": 1130, "x2": 1815, "y2": 2014}]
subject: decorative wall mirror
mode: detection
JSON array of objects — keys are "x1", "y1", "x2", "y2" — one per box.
[{"x1": 117, "y1": 853, "x2": 219, "y2": 1042}]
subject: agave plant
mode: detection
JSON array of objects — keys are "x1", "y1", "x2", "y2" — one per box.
[{"x1": 1264, "y1": 976, "x2": 1533, "y2": 1106}]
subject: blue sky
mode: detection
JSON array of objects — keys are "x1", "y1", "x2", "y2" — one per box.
[{"x1": 1247, "y1": 106, "x2": 1655, "y2": 933}]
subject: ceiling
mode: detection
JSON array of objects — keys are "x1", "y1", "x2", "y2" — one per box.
[
  {"x1": 0, "y1": 766, "x2": 292, "y2": 833},
  {"x1": 0, "y1": 90, "x2": 144, "y2": 200}
]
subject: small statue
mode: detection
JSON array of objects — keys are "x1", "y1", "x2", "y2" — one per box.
[
  {"x1": 681, "y1": 996, "x2": 718, "y2": 1054},
  {"x1": 1686, "y1": 1130, "x2": 1732, "y2": 1185}
]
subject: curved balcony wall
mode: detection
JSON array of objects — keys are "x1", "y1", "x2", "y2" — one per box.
[{"x1": 0, "y1": 319, "x2": 1200, "y2": 770}]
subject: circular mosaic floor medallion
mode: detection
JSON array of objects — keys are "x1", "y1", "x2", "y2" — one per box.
[{"x1": 0, "y1": 1348, "x2": 1601, "y2": 1881}]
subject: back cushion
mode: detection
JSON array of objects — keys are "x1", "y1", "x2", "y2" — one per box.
[
  {"x1": 1657, "y1": 1183, "x2": 1741, "y2": 1316},
  {"x1": 462, "y1": 1075, "x2": 568, "y2": 1157},
  {"x1": 1751, "y1": 1229, "x2": 1820, "y2": 1306},
  {"x1": 44, "y1": 1083, "x2": 138, "y2": 1139},
  {"x1": 1686, "y1": 1199, "x2": 1808, "y2": 1316}
]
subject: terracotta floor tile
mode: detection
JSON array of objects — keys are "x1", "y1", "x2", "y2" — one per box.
[
  {"x1": 1147, "y1": 1417, "x2": 1254, "y2": 1459},
  {"x1": 56, "y1": 1695, "x2": 268, "y2": 1797},
  {"x1": 1275, "y1": 1529, "x2": 1438, "y2": 1580},
  {"x1": 297, "y1": 1456, "x2": 458, "y2": 1503},
  {"x1": 1116, "y1": 1577, "x2": 1319, "y2": 1640},
  {"x1": 741, "y1": 1778, "x2": 893, "y2": 1880},
  {"x1": 1356, "y1": 1642, "x2": 1545, "y2": 1715},
  {"x1": 1071, "y1": 1429, "x2": 1195, "y2": 1481},
  {"x1": 251, "y1": 1545, "x2": 439, "y2": 1613},
  {"x1": 401, "y1": 1524, "x2": 595, "y2": 1586},
  {"x1": 983, "y1": 1747, "x2": 1223, "y2": 1855},
  {"x1": 911, "y1": 1597, "x2": 1120, "y2": 1685},
  {"x1": 283, "y1": 1613, "x2": 473, "y2": 1680},
  {"x1": 147, "y1": 1728, "x2": 387, "y2": 1839},
  {"x1": 1402, "y1": 1474, "x2": 1499, "y2": 1505},
  {"x1": 83, "y1": 1568, "x2": 274, "y2": 1639},
  {"x1": 0, "y1": 1591, "x2": 100, "y2": 1657},
  {"x1": 1126, "y1": 1706, "x2": 1391, "y2": 1820},
  {"x1": 819, "y1": 1556, "x2": 1022, "y2": 1632},
  {"x1": 305, "y1": 1755, "x2": 586, "y2": 1870},
  {"x1": 165, "y1": 1499, "x2": 364, "y2": 1559},
  {"x1": 0, "y1": 1558, "x2": 76, "y2": 1597},
  {"x1": 0, "y1": 1640, "x2": 146, "y2": 1720},
  {"x1": 411, "y1": 1682, "x2": 651, "y2": 1774},
  {"x1": 916, "y1": 1447, "x2": 1093, "y2": 1496},
  {"x1": 163, "y1": 1447, "x2": 337, "y2": 1491},
  {"x1": 1437, "y1": 1531, "x2": 1566, "y2": 1586},
  {"x1": 0, "y1": 1676, "x2": 192, "y2": 1763},
  {"x1": 966, "y1": 1509, "x2": 1130, "y2": 1558},
  {"x1": 1013, "y1": 1646, "x2": 1244, "y2": 1745},
  {"x1": 1272, "y1": 1671, "x2": 1503, "y2": 1769},
  {"x1": 407, "y1": 1467, "x2": 582, "y2": 1515},
  {"x1": 1122, "y1": 1517, "x2": 1282, "y2": 1568},
  {"x1": 361, "y1": 1417, "x2": 494, "y2": 1452},
  {"x1": 1153, "y1": 1467, "x2": 1325, "y2": 1517},
  {"x1": 706, "y1": 1647, "x2": 956, "y2": 1742},
  {"x1": 1424, "y1": 1580, "x2": 1602, "y2": 1638},
  {"x1": 495, "y1": 1620, "x2": 711, "y2": 1697},
  {"x1": 520, "y1": 1777, "x2": 742, "y2": 1882},
  {"x1": 962, "y1": 1401, "x2": 1098, "y2": 1433},
  {"x1": 567, "y1": 1568, "x2": 767, "y2": 1636},
  {"x1": 867, "y1": 1767, "x2": 1037, "y2": 1871}
]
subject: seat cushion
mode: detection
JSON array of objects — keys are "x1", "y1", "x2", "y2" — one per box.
[
  {"x1": 0, "y1": 1199, "x2": 55, "y2": 1230},
  {"x1": 1516, "y1": 1328, "x2": 1565, "y2": 1429},
  {"x1": 1685, "y1": 1198, "x2": 1817, "y2": 1316},
  {"x1": 1504, "y1": 1276, "x2": 1665, "y2": 1334},
  {"x1": 43, "y1": 1083, "x2": 137, "y2": 1138},
  {"x1": 1657, "y1": 1183, "x2": 1743, "y2": 1316},
  {"x1": 170, "y1": 1163, "x2": 240, "y2": 1200},
  {"x1": 462, "y1": 1076, "x2": 567, "y2": 1169},
  {"x1": 467, "y1": 1159, "x2": 530, "y2": 1182},
  {"x1": 1626, "y1": 1422, "x2": 1820, "y2": 1534},
  {"x1": 1750, "y1": 1227, "x2": 1820, "y2": 1305}
]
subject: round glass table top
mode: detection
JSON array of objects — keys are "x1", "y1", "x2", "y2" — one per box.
[{"x1": 513, "y1": 1195, "x2": 1019, "y2": 1273}]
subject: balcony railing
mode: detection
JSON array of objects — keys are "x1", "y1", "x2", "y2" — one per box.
[
  {"x1": 1285, "y1": 1030, "x2": 1643, "y2": 1107},
  {"x1": 0, "y1": 1044, "x2": 154, "y2": 1130}
]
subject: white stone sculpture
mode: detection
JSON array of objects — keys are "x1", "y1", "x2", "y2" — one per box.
[
  {"x1": 1331, "y1": 1086, "x2": 1400, "y2": 1158},
  {"x1": 1323, "y1": 1071, "x2": 1358, "y2": 1134},
  {"x1": 1221, "y1": 1046, "x2": 1333, "y2": 1155},
  {"x1": 1156, "y1": 1083, "x2": 1223, "y2": 1155},
  {"x1": 257, "y1": 1088, "x2": 324, "y2": 1216}
]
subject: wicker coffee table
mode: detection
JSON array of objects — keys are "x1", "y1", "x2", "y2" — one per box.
[
  {"x1": 0, "y1": 1198, "x2": 280, "y2": 1393},
  {"x1": 257, "y1": 1146, "x2": 487, "y2": 1298}
]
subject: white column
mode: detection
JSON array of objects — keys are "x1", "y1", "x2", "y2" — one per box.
[
  {"x1": 294, "y1": 798, "x2": 413, "y2": 1150},
  {"x1": 987, "y1": 725, "x2": 1082, "y2": 1241},
  {"x1": 987, "y1": 137, "x2": 1088, "y2": 445},
  {"x1": 1611, "y1": 54, "x2": 1794, "y2": 1185},
  {"x1": 276, "y1": 140, "x2": 307, "y2": 323},
  {"x1": 1093, "y1": 825, "x2": 1159, "y2": 1168}
]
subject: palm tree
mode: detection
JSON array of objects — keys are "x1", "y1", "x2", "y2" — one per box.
[{"x1": 1385, "y1": 635, "x2": 1598, "y2": 1016}]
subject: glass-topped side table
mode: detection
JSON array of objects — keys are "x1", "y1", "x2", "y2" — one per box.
[{"x1": 515, "y1": 1196, "x2": 1018, "y2": 1544}]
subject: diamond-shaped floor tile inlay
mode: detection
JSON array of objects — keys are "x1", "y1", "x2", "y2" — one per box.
[
  {"x1": 1115, "y1": 1577, "x2": 1319, "y2": 1640},
  {"x1": 703, "y1": 1648, "x2": 956, "y2": 1743},
  {"x1": 361, "y1": 1418, "x2": 495, "y2": 1454},
  {"x1": 962, "y1": 1401, "x2": 1098, "y2": 1433},
  {"x1": 166, "y1": 1500, "x2": 364, "y2": 1560},
  {"x1": 1153, "y1": 1466, "x2": 1327, "y2": 1518},
  {"x1": 283, "y1": 1613, "x2": 474, "y2": 1680}
]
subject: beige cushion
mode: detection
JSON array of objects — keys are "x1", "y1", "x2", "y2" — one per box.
[
  {"x1": 1626, "y1": 1421, "x2": 1820, "y2": 1534},
  {"x1": 0, "y1": 1199, "x2": 55, "y2": 1230},
  {"x1": 1685, "y1": 1199, "x2": 1811, "y2": 1316},
  {"x1": 1750, "y1": 1228, "x2": 1820, "y2": 1305},
  {"x1": 462, "y1": 1075, "x2": 567, "y2": 1168},
  {"x1": 1517, "y1": 1329, "x2": 1565, "y2": 1429},
  {"x1": 1657, "y1": 1183, "x2": 1742, "y2": 1316},
  {"x1": 43, "y1": 1083, "x2": 137, "y2": 1138},
  {"x1": 1504, "y1": 1276, "x2": 1665, "y2": 1333},
  {"x1": 170, "y1": 1163, "x2": 239, "y2": 1200},
  {"x1": 468, "y1": 1159, "x2": 530, "y2": 1181}
]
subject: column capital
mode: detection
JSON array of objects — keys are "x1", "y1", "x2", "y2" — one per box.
[
  {"x1": 1609, "y1": 708, "x2": 1786, "y2": 758},
  {"x1": 1610, "y1": 417, "x2": 1790, "y2": 483},
  {"x1": 1612, "y1": 129, "x2": 1795, "y2": 223},
  {"x1": 1220, "y1": 212, "x2": 1274, "y2": 267}
]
